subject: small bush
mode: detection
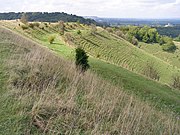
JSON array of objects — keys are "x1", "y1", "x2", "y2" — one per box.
[
  {"x1": 131, "y1": 36, "x2": 138, "y2": 46},
  {"x1": 143, "y1": 62, "x2": 160, "y2": 81},
  {"x1": 162, "y1": 42, "x2": 176, "y2": 52},
  {"x1": 106, "y1": 27, "x2": 113, "y2": 33},
  {"x1": 77, "y1": 30, "x2": 81, "y2": 35},
  {"x1": 48, "y1": 36, "x2": 55, "y2": 44},
  {"x1": 44, "y1": 23, "x2": 48, "y2": 27},
  {"x1": 33, "y1": 22, "x2": 40, "y2": 27},
  {"x1": 115, "y1": 30, "x2": 125, "y2": 38},
  {"x1": 172, "y1": 75, "x2": 180, "y2": 90},
  {"x1": 96, "y1": 54, "x2": 100, "y2": 58},
  {"x1": 21, "y1": 25, "x2": 28, "y2": 30},
  {"x1": 28, "y1": 23, "x2": 34, "y2": 29},
  {"x1": 64, "y1": 33, "x2": 73, "y2": 43},
  {"x1": 75, "y1": 47, "x2": 89, "y2": 72}
]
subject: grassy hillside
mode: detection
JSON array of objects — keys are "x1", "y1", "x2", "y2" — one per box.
[
  {"x1": 2, "y1": 20, "x2": 180, "y2": 84},
  {"x1": 1, "y1": 26, "x2": 179, "y2": 134},
  {"x1": 1, "y1": 21, "x2": 180, "y2": 115},
  {"x1": 71, "y1": 29, "x2": 180, "y2": 84},
  {"x1": 140, "y1": 42, "x2": 180, "y2": 69}
]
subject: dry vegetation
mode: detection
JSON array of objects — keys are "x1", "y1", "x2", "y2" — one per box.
[{"x1": 1, "y1": 26, "x2": 180, "y2": 134}]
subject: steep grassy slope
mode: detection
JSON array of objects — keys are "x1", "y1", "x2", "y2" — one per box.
[
  {"x1": 1, "y1": 26, "x2": 179, "y2": 134},
  {"x1": 1, "y1": 21, "x2": 180, "y2": 114}
]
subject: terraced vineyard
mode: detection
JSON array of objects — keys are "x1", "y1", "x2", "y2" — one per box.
[{"x1": 72, "y1": 29, "x2": 180, "y2": 84}]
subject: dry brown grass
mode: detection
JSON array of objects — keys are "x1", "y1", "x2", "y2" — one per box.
[{"x1": 1, "y1": 26, "x2": 180, "y2": 135}]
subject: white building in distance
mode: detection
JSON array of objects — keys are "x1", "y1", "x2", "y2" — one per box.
[{"x1": 165, "y1": 23, "x2": 173, "y2": 27}]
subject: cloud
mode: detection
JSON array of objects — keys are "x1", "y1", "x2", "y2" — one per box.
[{"x1": 0, "y1": 0, "x2": 179, "y2": 18}]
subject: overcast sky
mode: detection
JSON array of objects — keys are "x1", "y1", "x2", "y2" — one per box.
[{"x1": 0, "y1": 0, "x2": 180, "y2": 18}]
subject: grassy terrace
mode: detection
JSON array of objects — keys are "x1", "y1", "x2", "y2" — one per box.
[{"x1": 0, "y1": 21, "x2": 180, "y2": 115}]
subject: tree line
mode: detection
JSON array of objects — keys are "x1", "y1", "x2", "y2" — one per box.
[{"x1": 0, "y1": 12, "x2": 99, "y2": 25}]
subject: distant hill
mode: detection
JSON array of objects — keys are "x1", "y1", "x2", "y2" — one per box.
[
  {"x1": 86, "y1": 16, "x2": 180, "y2": 26},
  {"x1": 0, "y1": 12, "x2": 98, "y2": 25}
]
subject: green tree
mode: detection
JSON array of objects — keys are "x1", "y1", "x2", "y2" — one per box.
[{"x1": 75, "y1": 47, "x2": 90, "y2": 72}]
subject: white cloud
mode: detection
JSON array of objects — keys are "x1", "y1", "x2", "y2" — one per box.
[{"x1": 0, "y1": 0, "x2": 179, "y2": 18}]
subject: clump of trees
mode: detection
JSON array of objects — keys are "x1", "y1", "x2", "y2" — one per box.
[
  {"x1": 143, "y1": 62, "x2": 160, "y2": 81},
  {"x1": 75, "y1": 47, "x2": 90, "y2": 72},
  {"x1": 123, "y1": 26, "x2": 160, "y2": 43},
  {"x1": 115, "y1": 26, "x2": 177, "y2": 52},
  {"x1": 48, "y1": 36, "x2": 55, "y2": 44}
]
